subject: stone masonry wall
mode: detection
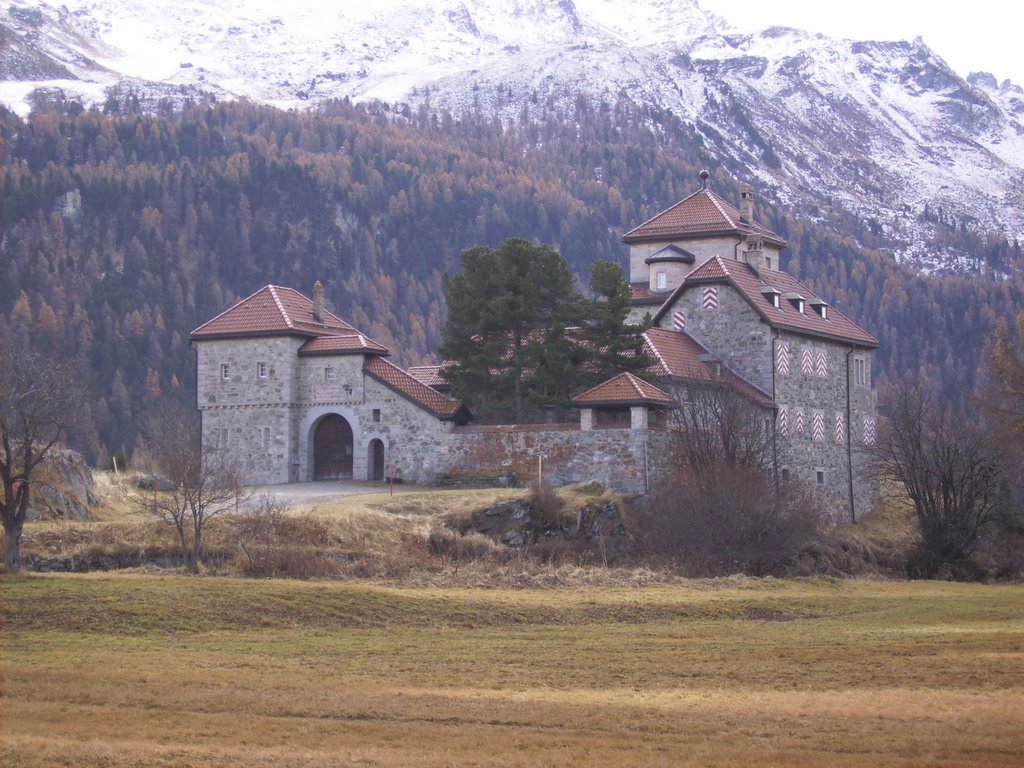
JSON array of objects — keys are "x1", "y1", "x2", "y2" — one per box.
[
  {"x1": 428, "y1": 424, "x2": 678, "y2": 493},
  {"x1": 773, "y1": 332, "x2": 878, "y2": 522},
  {"x1": 196, "y1": 337, "x2": 304, "y2": 484},
  {"x1": 660, "y1": 283, "x2": 774, "y2": 393}
]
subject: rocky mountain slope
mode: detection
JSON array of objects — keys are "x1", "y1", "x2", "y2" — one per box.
[{"x1": 2, "y1": 0, "x2": 1023, "y2": 271}]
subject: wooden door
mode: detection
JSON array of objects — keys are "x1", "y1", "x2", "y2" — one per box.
[
  {"x1": 370, "y1": 439, "x2": 385, "y2": 481},
  {"x1": 313, "y1": 414, "x2": 353, "y2": 480}
]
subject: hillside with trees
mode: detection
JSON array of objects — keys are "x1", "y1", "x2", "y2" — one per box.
[{"x1": 1, "y1": 94, "x2": 1021, "y2": 463}]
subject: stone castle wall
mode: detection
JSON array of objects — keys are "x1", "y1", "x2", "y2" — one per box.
[
  {"x1": 659, "y1": 282, "x2": 774, "y2": 392},
  {"x1": 196, "y1": 337, "x2": 304, "y2": 484},
  {"x1": 773, "y1": 332, "x2": 878, "y2": 522},
  {"x1": 425, "y1": 424, "x2": 679, "y2": 493}
]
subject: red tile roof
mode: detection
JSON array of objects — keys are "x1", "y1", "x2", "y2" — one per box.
[
  {"x1": 653, "y1": 256, "x2": 878, "y2": 348},
  {"x1": 407, "y1": 365, "x2": 451, "y2": 390},
  {"x1": 298, "y1": 334, "x2": 391, "y2": 356},
  {"x1": 573, "y1": 372, "x2": 675, "y2": 406},
  {"x1": 630, "y1": 283, "x2": 666, "y2": 305},
  {"x1": 643, "y1": 327, "x2": 774, "y2": 406},
  {"x1": 364, "y1": 356, "x2": 469, "y2": 420},
  {"x1": 191, "y1": 285, "x2": 356, "y2": 340},
  {"x1": 623, "y1": 187, "x2": 787, "y2": 248}
]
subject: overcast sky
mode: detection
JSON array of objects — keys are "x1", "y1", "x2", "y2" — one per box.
[{"x1": 699, "y1": 0, "x2": 1023, "y2": 87}]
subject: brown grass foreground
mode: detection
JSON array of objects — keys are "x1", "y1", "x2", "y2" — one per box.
[{"x1": 2, "y1": 574, "x2": 1022, "y2": 767}]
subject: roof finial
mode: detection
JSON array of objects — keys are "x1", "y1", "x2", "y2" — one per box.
[{"x1": 699, "y1": 169, "x2": 710, "y2": 189}]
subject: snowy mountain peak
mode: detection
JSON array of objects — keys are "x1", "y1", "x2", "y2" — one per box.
[{"x1": 2, "y1": 0, "x2": 1023, "y2": 271}]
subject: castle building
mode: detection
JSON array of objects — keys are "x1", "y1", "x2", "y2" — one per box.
[
  {"x1": 623, "y1": 175, "x2": 879, "y2": 520},
  {"x1": 191, "y1": 175, "x2": 878, "y2": 521}
]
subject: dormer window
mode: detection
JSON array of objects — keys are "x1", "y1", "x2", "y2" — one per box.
[
  {"x1": 655, "y1": 270, "x2": 667, "y2": 291},
  {"x1": 809, "y1": 299, "x2": 829, "y2": 320},
  {"x1": 784, "y1": 293, "x2": 805, "y2": 314},
  {"x1": 760, "y1": 286, "x2": 782, "y2": 309}
]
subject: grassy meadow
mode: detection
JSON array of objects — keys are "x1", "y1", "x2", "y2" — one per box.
[{"x1": 2, "y1": 574, "x2": 1023, "y2": 767}]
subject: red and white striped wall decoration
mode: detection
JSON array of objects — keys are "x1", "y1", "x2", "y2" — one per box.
[
  {"x1": 835, "y1": 413, "x2": 845, "y2": 443},
  {"x1": 801, "y1": 348, "x2": 814, "y2": 375},
  {"x1": 701, "y1": 286, "x2": 719, "y2": 310},
  {"x1": 776, "y1": 343, "x2": 791, "y2": 375},
  {"x1": 779, "y1": 406, "x2": 788, "y2": 437},
  {"x1": 816, "y1": 350, "x2": 828, "y2": 378},
  {"x1": 672, "y1": 311, "x2": 686, "y2": 331},
  {"x1": 812, "y1": 411, "x2": 825, "y2": 442},
  {"x1": 863, "y1": 417, "x2": 877, "y2": 445},
  {"x1": 795, "y1": 410, "x2": 805, "y2": 434}
]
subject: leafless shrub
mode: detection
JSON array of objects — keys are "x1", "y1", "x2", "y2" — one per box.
[
  {"x1": 426, "y1": 528, "x2": 500, "y2": 562},
  {"x1": 527, "y1": 481, "x2": 569, "y2": 528},
  {"x1": 627, "y1": 463, "x2": 821, "y2": 576},
  {"x1": 232, "y1": 497, "x2": 345, "y2": 578}
]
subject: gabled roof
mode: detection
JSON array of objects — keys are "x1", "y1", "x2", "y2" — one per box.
[
  {"x1": 653, "y1": 256, "x2": 878, "y2": 348},
  {"x1": 643, "y1": 327, "x2": 774, "y2": 406},
  {"x1": 298, "y1": 334, "x2": 391, "y2": 357},
  {"x1": 623, "y1": 187, "x2": 787, "y2": 248},
  {"x1": 191, "y1": 285, "x2": 356, "y2": 340},
  {"x1": 573, "y1": 372, "x2": 675, "y2": 407},
  {"x1": 364, "y1": 356, "x2": 469, "y2": 421}
]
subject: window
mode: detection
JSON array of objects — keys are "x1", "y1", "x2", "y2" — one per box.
[
  {"x1": 655, "y1": 270, "x2": 667, "y2": 291},
  {"x1": 816, "y1": 470, "x2": 825, "y2": 486},
  {"x1": 324, "y1": 367, "x2": 335, "y2": 382},
  {"x1": 219, "y1": 428, "x2": 229, "y2": 447},
  {"x1": 781, "y1": 468, "x2": 791, "y2": 484},
  {"x1": 372, "y1": 408, "x2": 381, "y2": 423},
  {"x1": 220, "y1": 363, "x2": 230, "y2": 381},
  {"x1": 854, "y1": 357, "x2": 869, "y2": 387},
  {"x1": 765, "y1": 256, "x2": 773, "y2": 270},
  {"x1": 256, "y1": 361, "x2": 267, "y2": 379},
  {"x1": 260, "y1": 426, "x2": 271, "y2": 450}
]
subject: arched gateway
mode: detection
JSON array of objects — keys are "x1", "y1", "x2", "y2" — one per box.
[{"x1": 313, "y1": 414, "x2": 354, "y2": 480}]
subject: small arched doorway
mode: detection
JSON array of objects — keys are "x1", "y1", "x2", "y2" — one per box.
[
  {"x1": 368, "y1": 439, "x2": 385, "y2": 481},
  {"x1": 313, "y1": 414, "x2": 353, "y2": 480}
]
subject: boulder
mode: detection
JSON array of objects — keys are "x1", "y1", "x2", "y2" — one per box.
[{"x1": 26, "y1": 448, "x2": 96, "y2": 520}]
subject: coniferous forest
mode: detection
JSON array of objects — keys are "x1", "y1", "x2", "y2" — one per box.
[{"x1": 1, "y1": 94, "x2": 1021, "y2": 464}]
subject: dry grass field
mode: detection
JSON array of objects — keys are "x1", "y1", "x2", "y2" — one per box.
[{"x1": 2, "y1": 574, "x2": 1022, "y2": 767}]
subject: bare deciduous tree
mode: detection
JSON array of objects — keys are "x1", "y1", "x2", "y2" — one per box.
[
  {"x1": 142, "y1": 401, "x2": 245, "y2": 572},
  {"x1": 880, "y1": 383, "x2": 1009, "y2": 577},
  {"x1": 0, "y1": 344, "x2": 79, "y2": 572},
  {"x1": 667, "y1": 379, "x2": 776, "y2": 475}
]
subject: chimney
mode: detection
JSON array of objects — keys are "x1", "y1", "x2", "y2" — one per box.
[
  {"x1": 739, "y1": 183, "x2": 754, "y2": 223},
  {"x1": 312, "y1": 280, "x2": 325, "y2": 324},
  {"x1": 745, "y1": 234, "x2": 764, "y2": 273}
]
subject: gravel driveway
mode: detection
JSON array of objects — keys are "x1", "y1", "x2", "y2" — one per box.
[{"x1": 246, "y1": 480, "x2": 409, "y2": 507}]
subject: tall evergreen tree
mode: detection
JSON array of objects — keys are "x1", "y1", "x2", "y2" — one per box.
[
  {"x1": 585, "y1": 260, "x2": 654, "y2": 379},
  {"x1": 439, "y1": 238, "x2": 580, "y2": 422}
]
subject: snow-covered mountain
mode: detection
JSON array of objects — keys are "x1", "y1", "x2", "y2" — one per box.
[{"x1": 3, "y1": 0, "x2": 1023, "y2": 270}]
